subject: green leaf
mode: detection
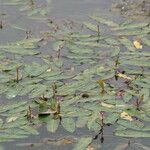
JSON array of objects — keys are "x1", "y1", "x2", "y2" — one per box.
[
  {"x1": 53, "y1": 40, "x2": 65, "y2": 51},
  {"x1": 0, "y1": 101, "x2": 27, "y2": 113},
  {"x1": 115, "y1": 29, "x2": 150, "y2": 36},
  {"x1": 113, "y1": 22, "x2": 149, "y2": 30},
  {"x1": 117, "y1": 119, "x2": 146, "y2": 131},
  {"x1": 73, "y1": 137, "x2": 92, "y2": 150},
  {"x1": 91, "y1": 16, "x2": 119, "y2": 27},
  {"x1": 141, "y1": 37, "x2": 150, "y2": 47},
  {"x1": 47, "y1": 118, "x2": 60, "y2": 133},
  {"x1": 104, "y1": 113, "x2": 119, "y2": 124},
  {"x1": 29, "y1": 84, "x2": 47, "y2": 98},
  {"x1": 115, "y1": 129, "x2": 150, "y2": 138},
  {"x1": 0, "y1": 39, "x2": 41, "y2": 55},
  {"x1": 76, "y1": 117, "x2": 88, "y2": 128},
  {"x1": 20, "y1": 125, "x2": 39, "y2": 135},
  {"x1": 87, "y1": 111, "x2": 100, "y2": 131},
  {"x1": 119, "y1": 37, "x2": 136, "y2": 51},
  {"x1": 61, "y1": 117, "x2": 75, "y2": 133},
  {"x1": 105, "y1": 37, "x2": 120, "y2": 46},
  {"x1": 121, "y1": 60, "x2": 150, "y2": 67},
  {"x1": 83, "y1": 22, "x2": 98, "y2": 32},
  {"x1": 24, "y1": 62, "x2": 49, "y2": 77},
  {"x1": 5, "y1": 84, "x2": 23, "y2": 99}
]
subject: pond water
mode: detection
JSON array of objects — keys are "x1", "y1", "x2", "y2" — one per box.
[{"x1": 0, "y1": 0, "x2": 150, "y2": 150}]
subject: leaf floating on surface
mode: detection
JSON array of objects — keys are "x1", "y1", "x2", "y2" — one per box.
[
  {"x1": 91, "y1": 16, "x2": 119, "y2": 27},
  {"x1": 61, "y1": 118, "x2": 76, "y2": 133},
  {"x1": 119, "y1": 37, "x2": 136, "y2": 51},
  {"x1": 115, "y1": 130, "x2": 150, "y2": 138},
  {"x1": 0, "y1": 39, "x2": 41, "y2": 56},
  {"x1": 112, "y1": 22, "x2": 149, "y2": 30},
  {"x1": 47, "y1": 118, "x2": 60, "y2": 133},
  {"x1": 73, "y1": 137, "x2": 92, "y2": 150},
  {"x1": 83, "y1": 22, "x2": 98, "y2": 32}
]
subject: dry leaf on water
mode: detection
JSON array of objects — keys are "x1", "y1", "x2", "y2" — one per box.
[
  {"x1": 120, "y1": 111, "x2": 133, "y2": 121},
  {"x1": 7, "y1": 116, "x2": 18, "y2": 123},
  {"x1": 86, "y1": 145, "x2": 96, "y2": 150},
  {"x1": 117, "y1": 73, "x2": 132, "y2": 80},
  {"x1": 133, "y1": 40, "x2": 142, "y2": 49},
  {"x1": 101, "y1": 102, "x2": 114, "y2": 108}
]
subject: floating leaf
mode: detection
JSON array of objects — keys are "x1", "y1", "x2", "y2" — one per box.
[
  {"x1": 61, "y1": 118, "x2": 75, "y2": 133},
  {"x1": 115, "y1": 130, "x2": 150, "y2": 138},
  {"x1": 0, "y1": 39, "x2": 41, "y2": 55},
  {"x1": 83, "y1": 22, "x2": 98, "y2": 32},
  {"x1": 91, "y1": 16, "x2": 119, "y2": 27},
  {"x1": 24, "y1": 62, "x2": 49, "y2": 77},
  {"x1": 87, "y1": 111, "x2": 100, "y2": 131},
  {"x1": 119, "y1": 37, "x2": 136, "y2": 51},
  {"x1": 113, "y1": 22, "x2": 149, "y2": 30},
  {"x1": 73, "y1": 137, "x2": 92, "y2": 150},
  {"x1": 47, "y1": 118, "x2": 60, "y2": 133}
]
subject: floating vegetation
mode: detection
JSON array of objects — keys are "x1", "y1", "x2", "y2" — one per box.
[{"x1": 0, "y1": 0, "x2": 150, "y2": 149}]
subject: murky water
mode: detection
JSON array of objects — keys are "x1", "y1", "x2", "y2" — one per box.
[{"x1": 0, "y1": 0, "x2": 150, "y2": 150}]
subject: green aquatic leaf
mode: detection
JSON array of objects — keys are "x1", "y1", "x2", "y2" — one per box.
[
  {"x1": 2, "y1": 0, "x2": 24, "y2": 6},
  {"x1": 115, "y1": 29, "x2": 150, "y2": 36},
  {"x1": 83, "y1": 22, "x2": 98, "y2": 32},
  {"x1": 53, "y1": 40, "x2": 65, "y2": 51},
  {"x1": 47, "y1": 118, "x2": 60, "y2": 133},
  {"x1": 91, "y1": 16, "x2": 119, "y2": 27},
  {"x1": 117, "y1": 119, "x2": 146, "y2": 131},
  {"x1": 87, "y1": 111, "x2": 100, "y2": 131},
  {"x1": 119, "y1": 37, "x2": 136, "y2": 51},
  {"x1": 20, "y1": 125, "x2": 39, "y2": 135},
  {"x1": 76, "y1": 117, "x2": 88, "y2": 128},
  {"x1": 115, "y1": 129, "x2": 150, "y2": 138},
  {"x1": 0, "y1": 39, "x2": 41, "y2": 55},
  {"x1": 105, "y1": 37, "x2": 120, "y2": 46},
  {"x1": 73, "y1": 136, "x2": 92, "y2": 150},
  {"x1": 0, "y1": 101, "x2": 27, "y2": 113},
  {"x1": 29, "y1": 84, "x2": 47, "y2": 98},
  {"x1": 24, "y1": 62, "x2": 49, "y2": 77},
  {"x1": 121, "y1": 60, "x2": 150, "y2": 67},
  {"x1": 66, "y1": 43, "x2": 93, "y2": 54},
  {"x1": 74, "y1": 41, "x2": 112, "y2": 48},
  {"x1": 0, "y1": 133, "x2": 28, "y2": 142},
  {"x1": 141, "y1": 37, "x2": 150, "y2": 47},
  {"x1": 113, "y1": 22, "x2": 149, "y2": 30},
  {"x1": 123, "y1": 92, "x2": 132, "y2": 103},
  {"x1": 0, "y1": 61, "x2": 23, "y2": 71},
  {"x1": 104, "y1": 113, "x2": 119, "y2": 124},
  {"x1": 0, "y1": 74, "x2": 11, "y2": 83},
  {"x1": 61, "y1": 117, "x2": 75, "y2": 133},
  {"x1": 5, "y1": 84, "x2": 23, "y2": 99},
  {"x1": 140, "y1": 88, "x2": 149, "y2": 102}
]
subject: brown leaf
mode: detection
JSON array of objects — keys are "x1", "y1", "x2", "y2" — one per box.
[
  {"x1": 133, "y1": 40, "x2": 142, "y2": 49},
  {"x1": 86, "y1": 145, "x2": 96, "y2": 150},
  {"x1": 120, "y1": 111, "x2": 133, "y2": 121}
]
